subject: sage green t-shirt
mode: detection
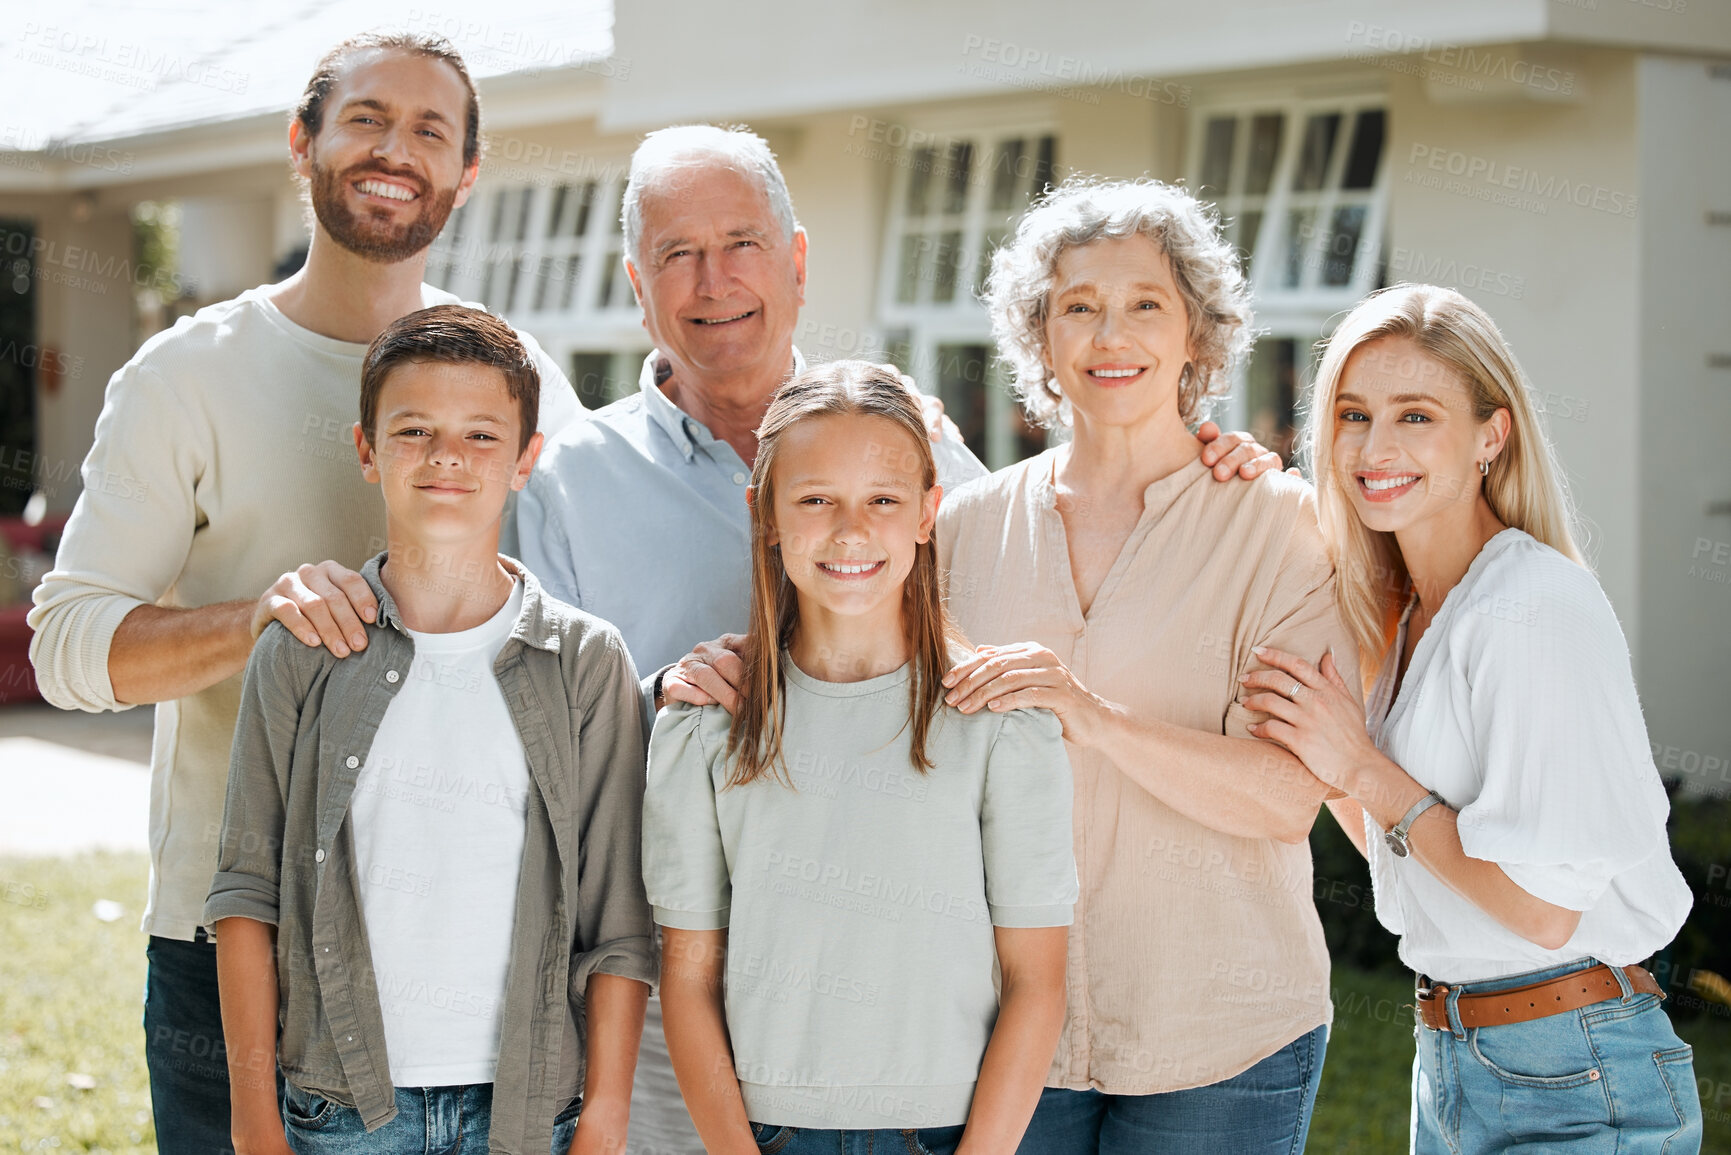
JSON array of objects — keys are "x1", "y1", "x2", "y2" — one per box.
[{"x1": 643, "y1": 658, "x2": 1077, "y2": 1129}]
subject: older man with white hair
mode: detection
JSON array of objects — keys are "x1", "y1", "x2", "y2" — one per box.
[{"x1": 514, "y1": 124, "x2": 1280, "y2": 1154}]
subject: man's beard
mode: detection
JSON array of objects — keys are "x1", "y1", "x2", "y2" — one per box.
[{"x1": 309, "y1": 157, "x2": 458, "y2": 264}]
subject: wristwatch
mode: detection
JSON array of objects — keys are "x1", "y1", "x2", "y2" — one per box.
[{"x1": 1384, "y1": 790, "x2": 1446, "y2": 858}]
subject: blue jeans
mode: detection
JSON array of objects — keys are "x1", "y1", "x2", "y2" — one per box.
[
  {"x1": 749, "y1": 1121, "x2": 967, "y2": 1154},
  {"x1": 146, "y1": 934, "x2": 252, "y2": 1155},
  {"x1": 1016, "y1": 1023, "x2": 1327, "y2": 1155},
  {"x1": 1412, "y1": 958, "x2": 1702, "y2": 1154},
  {"x1": 282, "y1": 1082, "x2": 581, "y2": 1155}
]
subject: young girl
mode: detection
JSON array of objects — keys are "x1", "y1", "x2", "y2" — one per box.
[
  {"x1": 1243, "y1": 285, "x2": 1700, "y2": 1153},
  {"x1": 642, "y1": 361, "x2": 1077, "y2": 1155}
]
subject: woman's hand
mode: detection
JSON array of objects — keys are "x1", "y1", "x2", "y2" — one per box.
[
  {"x1": 1239, "y1": 646, "x2": 1379, "y2": 794},
  {"x1": 941, "y1": 642, "x2": 1113, "y2": 746},
  {"x1": 661, "y1": 633, "x2": 747, "y2": 715}
]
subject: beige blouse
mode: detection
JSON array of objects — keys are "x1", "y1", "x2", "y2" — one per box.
[{"x1": 938, "y1": 451, "x2": 1354, "y2": 1095}]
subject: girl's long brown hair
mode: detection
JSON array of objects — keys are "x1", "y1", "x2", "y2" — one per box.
[{"x1": 726, "y1": 361, "x2": 962, "y2": 788}]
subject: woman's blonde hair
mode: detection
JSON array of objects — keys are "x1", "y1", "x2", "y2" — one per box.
[
  {"x1": 727, "y1": 360, "x2": 962, "y2": 787},
  {"x1": 1300, "y1": 284, "x2": 1585, "y2": 670}
]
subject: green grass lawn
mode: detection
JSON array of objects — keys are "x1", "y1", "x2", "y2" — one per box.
[
  {"x1": 4, "y1": 852, "x2": 1728, "y2": 1153},
  {"x1": 0, "y1": 853, "x2": 155, "y2": 1155}
]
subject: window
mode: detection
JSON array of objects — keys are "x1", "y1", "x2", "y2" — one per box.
[
  {"x1": 1191, "y1": 98, "x2": 1390, "y2": 460},
  {"x1": 877, "y1": 125, "x2": 1059, "y2": 470},
  {"x1": 426, "y1": 173, "x2": 648, "y2": 400}
]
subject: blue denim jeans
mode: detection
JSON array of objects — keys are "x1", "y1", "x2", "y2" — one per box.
[
  {"x1": 282, "y1": 1082, "x2": 581, "y2": 1155},
  {"x1": 1412, "y1": 958, "x2": 1702, "y2": 1154},
  {"x1": 145, "y1": 935, "x2": 249, "y2": 1155},
  {"x1": 1015, "y1": 1023, "x2": 1327, "y2": 1155},
  {"x1": 749, "y1": 1121, "x2": 967, "y2": 1154}
]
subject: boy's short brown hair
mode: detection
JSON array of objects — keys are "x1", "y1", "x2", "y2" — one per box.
[{"x1": 360, "y1": 305, "x2": 539, "y2": 450}]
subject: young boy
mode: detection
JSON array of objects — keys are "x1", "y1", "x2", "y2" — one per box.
[{"x1": 204, "y1": 305, "x2": 653, "y2": 1155}]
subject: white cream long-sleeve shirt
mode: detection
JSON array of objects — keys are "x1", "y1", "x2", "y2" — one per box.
[
  {"x1": 1364, "y1": 528, "x2": 1692, "y2": 982},
  {"x1": 28, "y1": 284, "x2": 582, "y2": 940}
]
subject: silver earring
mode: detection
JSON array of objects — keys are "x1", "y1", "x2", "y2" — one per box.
[{"x1": 1479, "y1": 459, "x2": 1490, "y2": 476}]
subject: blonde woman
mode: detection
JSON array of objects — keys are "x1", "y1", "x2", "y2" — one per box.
[{"x1": 1245, "y1": 285, "x2": 1700, "y2": 1153}]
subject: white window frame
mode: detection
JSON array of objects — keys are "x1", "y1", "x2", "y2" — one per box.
[
  {"x1": 873, "y1": 106, "x2": 1059, "y2": 470},
  {"x1": 427, "y1": 173, "x2": 648, "y2": 403},
  {"x1": 1185, "y1": 90, "x2": 1391, "y2": 436}
]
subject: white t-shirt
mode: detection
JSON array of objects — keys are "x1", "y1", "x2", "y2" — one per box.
[
  {"x1": 352, "y1": 578, "x2": 530, "y2": 1086},
  {"x1": 1363, "y1": 528, "x2": 1692, "y2": 981}
]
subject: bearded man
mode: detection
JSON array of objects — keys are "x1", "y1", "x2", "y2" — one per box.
[{"x1": 28, "y1": 33, "x2": 581, "y2": 1155}]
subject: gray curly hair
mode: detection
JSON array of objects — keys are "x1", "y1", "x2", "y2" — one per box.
[{"x1": 983, "y1": 177, "x2": 1254, "y2": 428}]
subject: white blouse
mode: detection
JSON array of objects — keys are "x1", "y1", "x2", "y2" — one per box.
[{"x1": 1363, "y1": 528, "x2": 1692, "y2": 982}]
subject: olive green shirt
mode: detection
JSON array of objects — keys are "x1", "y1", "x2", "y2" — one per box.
[{"x1": 204, "y1": 554, "x2": 655, "y2": 1155}]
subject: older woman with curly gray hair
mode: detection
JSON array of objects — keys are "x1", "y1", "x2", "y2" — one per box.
[{"x1": 937, "y1": 177, "x2": 1355, "y2": 1154}]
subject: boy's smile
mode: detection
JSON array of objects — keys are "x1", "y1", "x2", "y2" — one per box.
[{"x1": 354, "y1": 360, "x2": 541, "y2": 545}]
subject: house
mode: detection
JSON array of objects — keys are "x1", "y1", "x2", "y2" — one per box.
[{"x1": 1, "y1": 0, "x2": 1727, "y2": 792}]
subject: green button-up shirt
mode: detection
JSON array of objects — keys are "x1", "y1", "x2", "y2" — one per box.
[{"x1": 204, "y1": 553, "x2": 656, "y2": 1155}]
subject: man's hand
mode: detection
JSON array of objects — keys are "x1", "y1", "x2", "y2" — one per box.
[
  {"x1": 1196, "y1": 421, "x2": 1295, "y2": 481},
  {"x1": 250, "y1": 561, "x2": 378, "y2": 658},
  {"x1": 881, "y1": 363, "x2": 961, "y2": 446},
  {"x1": 662, "y1": 634, "x2": 747, "y2": 715}
]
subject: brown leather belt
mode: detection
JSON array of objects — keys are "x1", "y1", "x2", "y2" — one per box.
[{"x1": 1417, "y1": 963, "x2": 1664, "y2": 1031}]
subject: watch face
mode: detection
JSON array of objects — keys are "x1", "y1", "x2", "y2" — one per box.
[{"x1": 1385, "y1": 832, "x2": 1410, "y2": 858}]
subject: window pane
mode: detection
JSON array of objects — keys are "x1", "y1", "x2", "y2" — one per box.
[
  {"x1": 1292, "y1": 113, "x2": 1342, "y2": 192},
  {"x1": 1283, "y1": 208, "x2": 1316, "y2": 288},
  {"x1": 570, "y1": 181, "x2": 596, "y2": 237},
  {"x1": 935, "y1": 343, "x2": 991, "y2": 450},
  {"x1": 547, "y1": 185, "x2": 569, "y2": 237},
  {"x1": 1236, "y1": 209, "x2": 1263, "y2": 273},
  {"x1": 883, "y1": 328, "x2": 913, "y2": 374},
  {"x1": 571, "y1": 351, "x2": 617, "y2": 410},
  {"x1": 1245, "y1": 114, "x2": 1284, "y2": 196},
  {"x1": 896, "y1": 234, "x2": 926, "y2": 304},
  {"x1": 600, "y1": 251, "x2": 628, "y2": 309},
  {"x1": 1245, "y1": 337, "x2": 1298, "y2": 463},
  {"x1": 531, "y1": 256, "x2": 556, "y2": 312},
  {"x1": 1321, "y1": 204, "x2": 1367, "y2": 287},
  {"x1": 906, "y1": 148, "x2": 936, "y2": 217},
  {"x1": 1032, "y1": 135, "x2": 1057, "y2": 199},
  {"x1": 561, "y1": 255, "x2": 583, "y2": 310},
  {"x1": 932, "y1": 230, "x2": 962, "y2": 303},
  {"x1": 1341, "y1": 109, "x2": 1386, "y2": 191},
  {"x1": 976, "y1": 226, "x2": 1007, "y2": 297},
  {"x1": 1200, "y1": 117, "x2": 1237, "y2": 198},
  {"x1": 511, "y1": 188, "x2": 534, "y2": 242},
  {"x1": 990, "y1": 138, "x2": 1026, "y2": 212},
  {"x1": 943, "y1": 142, "x2": 974, "y2": 216}
]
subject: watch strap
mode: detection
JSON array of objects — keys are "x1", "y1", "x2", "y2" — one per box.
[{"x1": 1386, "y1": 790, "x2": 1446, "y2": 857}]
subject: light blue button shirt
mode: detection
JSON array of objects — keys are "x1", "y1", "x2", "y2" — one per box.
[{"x1": 514, "y1": 348, "x2": 987, "y2": 685}]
